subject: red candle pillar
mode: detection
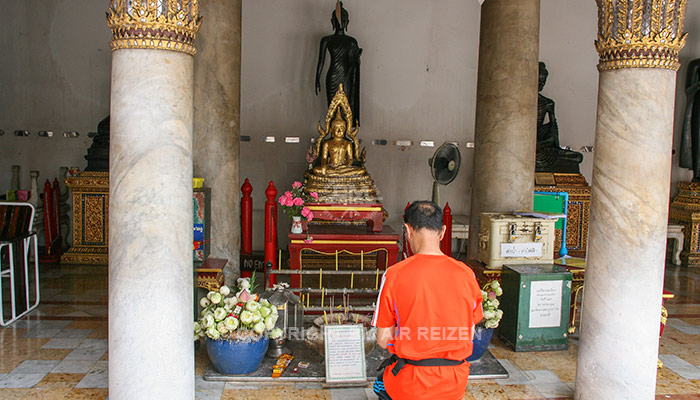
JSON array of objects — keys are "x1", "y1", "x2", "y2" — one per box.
[
  {"x1": 402, "y1": 202, "x2": 412, "y2": 259},
  {"x1": 441, "y1": 202, "x2": 452, "y2": 257},
  {"x1": 264, "y1": 181, "x2": 278, "y2": 287},
  {"x1": 240, "y1": 178, "x2": 253, "y2": 256}
]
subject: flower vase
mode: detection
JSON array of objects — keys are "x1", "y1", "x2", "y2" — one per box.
[
  {"x1": 291, "y1": 216, "x2": 303, "y2": 234},
  {"x1": 466, "y1": 325, "x2": 494, "y2": 362},
  {"x1": 205, "y1": 335, "x2": 269, "y2": 375}
]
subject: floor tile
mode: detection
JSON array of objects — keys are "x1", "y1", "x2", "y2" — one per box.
[
  {"x1": 63, "y1": 388, "x2": 109, "y2": 399},
  {"x1": 74, "y1": 372, "x2": 108, "y2": 389},
  {"x1": 51, "y1": 360, "x2": 97, "y2": 374},
  {"x1": 0, "y1": 373, "x2": 47, "y2": 388},
  {"x1": 11, "y1": 360, "x2": 60, "y2": 374},
  {"x1": 35, "y1": 373, "x2": 85, "y2": 388},
  {"x1": 41, "y1": 338, "x2": 83, "y2": 349},
  {"x1": 63, "y1": 349, "x2": 106, "y2": 362},
  {"x1": 330, "y1": 387, "x2": 368, "y2": 400},
  {"x1": 22, "y1": 328, "x2": 61, "y2": 339},
  {"x1": 76, "y1": 339, "x2": 108, "y2": 351},
  {"x1": 660, "y1": 355, "x2": 700, "y2": 380},
  {"x1": 54, "y1": 329, "x2": 93, "y2": 339}
]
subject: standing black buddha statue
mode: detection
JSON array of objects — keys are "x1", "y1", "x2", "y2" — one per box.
[{"x1": 315, "y1": 1, "x2": 362, "y2": 127}]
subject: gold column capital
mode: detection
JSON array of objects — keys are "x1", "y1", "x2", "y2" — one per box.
[
  {"x1": 106, "y1": 0, "x2": 202, "y2": 56},
  {"x1": 595, "y1": 0, "x2": 687, "y2": 72}
]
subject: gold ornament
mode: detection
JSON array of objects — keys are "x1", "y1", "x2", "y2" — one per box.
[
  {"x1": 106, "y1": 0, "x2": 202, "y2": 55},
  {"x1": 595, "y1": 0, "x2": 687, "y2": 71}
]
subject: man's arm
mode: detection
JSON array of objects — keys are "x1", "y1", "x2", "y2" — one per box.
[{"x1": 376, "y1": 326, "x2": 395, "y2": 349}]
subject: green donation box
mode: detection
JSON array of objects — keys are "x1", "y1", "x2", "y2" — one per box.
[{"x1": 498, "y1": 264, "x2": 572, "y2": 352}]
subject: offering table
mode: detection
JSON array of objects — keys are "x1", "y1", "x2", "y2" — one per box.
[{"x1": 287, "y1": 225, "x2": 400, "y2": 288}]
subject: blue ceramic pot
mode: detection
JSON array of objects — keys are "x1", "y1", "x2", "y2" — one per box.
[
  {"x1": 466, "y1": 325, "x2": 494, "y2": 362},
  {"x1": 205, "y1": 335, "x2": 269, "y2": 375}
]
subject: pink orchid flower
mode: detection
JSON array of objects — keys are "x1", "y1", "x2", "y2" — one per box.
[
  {"x1": 304, "y1": 235, "x2": 314, "y2": 243},
  {"x1": 293, "y1": 197, "x2": 304, "y2": 206},
  {"x1": 310, "y1": 192, "x2": 319, "y2": 200},
  {"x1": 292, "y1": 181, "x2": 302, "y2": 189}
]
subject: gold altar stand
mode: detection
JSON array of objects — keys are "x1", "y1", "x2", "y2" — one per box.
[
  {"x1": 670, "y1": 182, "x2": 700, "y2": 267},
  {"x1": 535, "y1": 173, "x2": 591, "y2": 258},
  {"x1": 61, "y1": 172, "x2": 109, "y2": 265}
]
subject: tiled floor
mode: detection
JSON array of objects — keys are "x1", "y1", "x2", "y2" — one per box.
[{"x1": 1, "y1": 262, "x2": 699, "y2": 399}]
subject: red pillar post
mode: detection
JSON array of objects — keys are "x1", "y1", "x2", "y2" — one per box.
[
  {"x1": 52, "y1": 178, "x2": 61, "y2": 251},
  {"x1": 441, "y1": 202, "x2": 452, "y2": 257},
  {"x1": 240, "y1": 178, "x2": 253, "y2": 256},
  {"x1": 42, "y1": 180, "x2": 53, "y2": 254},
  {"x1": 264, "y1": 181, "x2": 278, "y2": 287}
]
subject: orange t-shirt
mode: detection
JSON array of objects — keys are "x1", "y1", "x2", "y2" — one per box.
[{"x1": 372, "y1": 254, "x2": 484, "y2": 400}]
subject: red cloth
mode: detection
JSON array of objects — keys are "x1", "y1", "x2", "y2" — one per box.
[{"x1": 373, "y1": 254, "x2": 484, "y2": 400}]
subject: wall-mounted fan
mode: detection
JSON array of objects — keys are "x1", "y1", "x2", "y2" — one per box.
[{"x1": 429, "y1": 142, "x2": 461, "y2": 205}]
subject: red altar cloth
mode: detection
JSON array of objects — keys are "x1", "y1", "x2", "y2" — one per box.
[{"x1": 287, "y1": 225, "x2": 400, "y2": 287}]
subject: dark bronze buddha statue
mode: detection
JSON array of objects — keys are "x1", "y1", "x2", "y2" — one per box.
[
  {"x1": 536, "y1": 62, "x2": 583, "y2": 174},
  {"x1": 680, "y1": 58, "x2": 700, "y2": 182},
  {"x1": 315, "y1": 1, "x2": 362, "y2": 127}
]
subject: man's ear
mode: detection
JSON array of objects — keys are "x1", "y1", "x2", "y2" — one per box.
[
  {"x1": 438, "y1": 225, "x2": 446, "y2": 241},
  {"x1": 403, "y1": 223, "x2": 412, "y2": 240}
]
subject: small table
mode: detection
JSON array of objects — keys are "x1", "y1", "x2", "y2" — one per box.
[
  {"x1": 667, "y1": 224, "x2": 684, "y2": 266},
  {"x1": 287, "y1": 225, "x2": 400, "y2": 288}
]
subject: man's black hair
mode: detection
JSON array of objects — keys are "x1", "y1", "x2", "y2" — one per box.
[{"x1": 403, "y1": 201, "x2": 443, "y2": 232}]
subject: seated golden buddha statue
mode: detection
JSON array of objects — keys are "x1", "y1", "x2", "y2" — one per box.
[{"x1": 305, "y1": 85, "x2": 380, "y2": 204}]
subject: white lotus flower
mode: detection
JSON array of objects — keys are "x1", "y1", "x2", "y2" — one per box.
[
  {"x1": 217, "y1": 321, "x2": 228, "y2": 335},
  {"x1": 194, "y1": 322, "x2": 202, "y2": 333},
  {"x1": 246, "y1": 300, "x2": 260, "y2": 312},
  {"x1": 200, "y1": 297, "x2": 211, "y2": 308},
  {"x1": 224, "y1": 316, "x2": 239, "y2": 331},
  {"x1": 213, "y1": 307, "x2": 227, "y2": 322},
  {"x1": 483, "y1": 310, "x2": 496, "y2": 320},
  {"x1": 206, "y1": 327, "x2": 221, "y2": 340},
  {"x1": 252, "y1": 311, "x2": 262, "y2": 323},
  {"x1": 202, "y1": 314, "x2": 215, "y2": 329},
  {"x1": 269, "y1": 328, "x2": 283, "y2": 339},
  {"x1": 259, "y1": 299, "x2": 271, "y2": 307},
  {"x1": 240, "y1": 310, "x2": 254, "y2": 324},
  {"x1": 260, "y1": 306, "x2": 271, "y2": 318},
  {"x1": 210, "y1": 292, "x2": 223, "y2": 305},
  {"x1": 270, "y1": 306, "x2": 279, "y2": 315},
  {"x1": 224, "y1": 297, "x2": 237, "y2": 308},
  {"x1": 237, "y1": 278, "x2": 251, "y2": 290},
  {"x1": 219, "y1": 285, "x2": 231, "y2": 297},
  {"x1": 264, "y1": 315, "x2": 275, "y2": 331},
  {"x1": 253, "y1": 321, "x2": 266, "y2": 334},
  {"x1": 207, "y1": 291, "x2": 217, "y2": 301}
]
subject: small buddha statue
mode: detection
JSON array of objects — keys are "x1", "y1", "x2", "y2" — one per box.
[
  {"x1": 304, "y1": 86, "x2": 379, "y2": 204},
  {"x1": 313, "y1": 111, "x2": 364, "y2": 177},
  {"x1": 536, "y1": 62, "x2": 583, "y2": 174}
]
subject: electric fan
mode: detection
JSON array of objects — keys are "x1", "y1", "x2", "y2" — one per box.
[{"x1": 428, "y1": 142, "x2": 461, "y2": 205}]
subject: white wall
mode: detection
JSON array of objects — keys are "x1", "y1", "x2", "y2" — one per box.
[
  {"x1": 2, "y1": 0, "x2": 698, "y2": 250},
  {"x1": 0, "y1": 0, "x2": 111, "y2": 190}
]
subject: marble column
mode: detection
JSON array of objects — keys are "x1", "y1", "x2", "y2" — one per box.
[
  {"x1": 575, "y1": 2, "x2": 686, "y2": 399},
  {"x1": 106, "y1": 2, "x2": 201, "y2": 399},
  {"x1": 467, "y1": 0, "x2": 540, "y2": 257},
  {"x1": 193, "y1": 0, "x2": 241, "y2": 284}
]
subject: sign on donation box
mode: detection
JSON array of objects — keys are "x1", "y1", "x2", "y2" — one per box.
[{"x1": 497, "y1": 264, "x2": 572, "y2": 352}]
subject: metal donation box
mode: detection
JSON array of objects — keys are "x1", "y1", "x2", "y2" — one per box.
[{"x1": 498, "y1": 264, "x2": 572, "y2": 352}]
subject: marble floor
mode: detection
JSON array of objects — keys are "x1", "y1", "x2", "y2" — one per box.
[{"x1": 0, "y1": 262, "x2": 699, "y2": 399}]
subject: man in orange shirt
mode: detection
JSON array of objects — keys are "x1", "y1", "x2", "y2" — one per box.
[{"x1": 372, "y1": 201, "x2": 483, "y2": 400}]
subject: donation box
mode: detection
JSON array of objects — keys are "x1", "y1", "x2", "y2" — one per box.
[{"x1": 498, "y1": 264, "x2": 572, "y2": 352}]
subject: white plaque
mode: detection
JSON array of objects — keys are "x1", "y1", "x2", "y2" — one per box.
[
  {"x1": 529, "y1": 280, "x2": 563, "y2": 328},
  {"x1": 500, "y1": 242, "x2": 543, "y2": 258},
  {"x1": 324, "y1": 325, "x2": 367, "y2": 383}
]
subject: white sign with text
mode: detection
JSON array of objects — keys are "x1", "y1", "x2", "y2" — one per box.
[
  {"x1": 500, "y1": 242, "x2": 543, "y2": 258},
  {"x1": 529, "y1": 280, "x2": 563, "y2": 328},
  {"x1": 324, "y1": 325, "x2": 367, "y2": 384}
]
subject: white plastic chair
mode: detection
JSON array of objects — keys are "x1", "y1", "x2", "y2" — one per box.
[{"x1": 0, "y1": 202, "x2": 40, "y2": 326}]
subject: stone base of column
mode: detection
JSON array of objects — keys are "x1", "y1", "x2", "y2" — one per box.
[
  {"x1": 535, "y1": 173, "x2": 591, "y2": 258},
  {"x1": 669, "y1": 182, "x2": 700, "y2": 267}
]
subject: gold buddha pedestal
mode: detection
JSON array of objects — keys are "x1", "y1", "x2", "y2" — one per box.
[
  {"x1": 304, "y1": 85, "x2": 384, "y2": 230},
  {"x1": 670, "y1": 181, "x2": 700, "y2": 267}
]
